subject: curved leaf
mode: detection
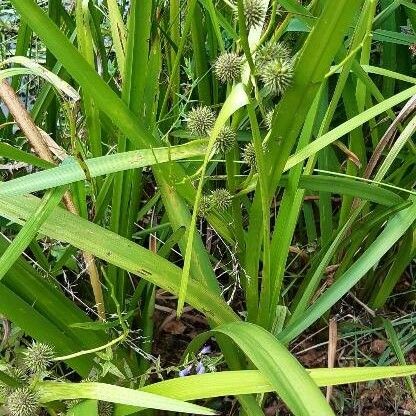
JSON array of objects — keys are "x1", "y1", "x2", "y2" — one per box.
[
  {"x1": 0, "y1": 141, "x2": 208, "y2": 197},
  {"x1": 184, "y1": 322, "x2": 334, "y2": 416},
  {"x1": 280, "y1": 197, "x2": 416, "y2": 343},
  {"x1": 116, "y1": 365, "x2": 416, "y2": 415},
  {"x1": 38, "y1": 382, "x2": 216, "y2": 415},
  {"x1": 0, "y1": 194, "x2": 238, "y2": 326}
]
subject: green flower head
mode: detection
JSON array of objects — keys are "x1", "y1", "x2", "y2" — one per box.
[
  {"x1": 213, "y1": 52, "x2": 243, "y2": 83},
  {"x1": 198, "y1": 195, "x2": 212, "y2": 218},
  {"x1": 264, "y1": 108, "x2": 275, "y2": 130},
  {"x1": 215, "y1": 126, "x2": 237, "y2": 154},
  {"x1": 99, "y1": 400, "x2": 114, "y2": 416},
  {"x1": 23, "y1": 342, "x2": 54, "y2": 374},
  {"x1": 255, "y1": 41, "x2": 291, "y2": 69},
  {"x1": 210, "y1": 189, "x2": 232, "y2": 211},
  {"x1": 242, "y1": 142, "x2": 257, "y2": 170},
  {"x1": 243, "y1": 0, "x2": 266, "y2": 29},
  {"x1": 187, "y1": 106, "x2": 216, "y2": 136},
  {"x1": 259, "y1": 57, "x2": 294, "y2": 96},
  {"x1": 7, "y1": 387, "x2": 40, "y2": 416}
]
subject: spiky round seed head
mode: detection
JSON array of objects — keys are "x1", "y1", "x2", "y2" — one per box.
[
  {"x1": 198, "y1": 195, "x2": 212, "y2": 218},
  {"x1": 255, "y1": 41, "x2": 291, "y2": 69},
  {"x1": 243, "y1": 0, "x2": 266, "y2": 29},
  {"x1": 0, "y1": 367, "x2": 27, "y2": 398},
  {"x1": 242, "y1": 142, "x2": 257, "y2": 170},
  {"x1": 23, "y1": 342, "x2": 54, "y2": 374},
  {"x1": 98, "y1": 401, "x2": 114, "y2": 416},
  {"x1": 7, "y1": 387, "x2": 40, "y2": 416},
  {"x1": 187, "y1": 106, "x2": 216, "y2": 136},
  {"x1": 65, "y1": 399, "x2": 82, "y2": 410},
  {"x1": 0, "y1": 384, "x2": 14, "y2": 399},
  {"x1": 213, "y1": 52, "x2": 243, "y2": 83},
  {"x1": 264, "y1": 108, "x2": 275, "y2": 130},
  {"x1": 259, "y1": 57, "x2": 294, "y2": 96},
  {"x1": 210, "y1": 189, "x2": 232, "y2": 211},
  {"x1": 215, "y1": 126, "x2": 237, "y2": 153}
]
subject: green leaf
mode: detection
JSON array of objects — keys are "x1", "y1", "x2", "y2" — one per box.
[
  {"x1": 280, "y1": 197, "x2": 416, "y2": 343},
  {"x1": 186, "y1": 322, "x2": 334, "y2": 416},
  {"x1": 1, "y1": 56, "x2": 79, "y2": 100},
  {"x1": 67, "y1": 400, "x2": 98, "y2": 416},
  {"x1": 115, "y1": 365, "x2": 416, "y2": 415},
  {"x1": 285, "y1": 84, "x2": 416, "y2": 171},
  {"x1": 295, "y1": 174, "x2": 403, "y2": 206},
  {"x1": 0, "y1": 187, "x2": 66, "y2": 281},
  {"x1": 38, "y1": 381, "x2": 217, "y2": 415},
  {"x1": 373, "y1": 29, "x2": 416, "y2": 45},
  {"x1": 0, "y1": 141, "x2": 208, "y2": 197},
  {"x1": 0, "y1": 143, "x2": 53, "y2": 170},
  {"x1": 0, "y1": 194, "x2": 238, "y2": 326}
]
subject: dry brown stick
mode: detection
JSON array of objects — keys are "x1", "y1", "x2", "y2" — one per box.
[
  {"x1": 326, "y1": 317, "x2": 337, "y2": 403},
  {"x1": 0, "y1": 81, "x2": 55, "y2": 161},
  {"x1": 0, "y1": 80, "x2": 106, "y2": 320},
  {"x1": 364, "y1": 94, "x2": 416, "y2": 180},
  {"x1": 350, "y1": 96, "x2": 416, "y2": 212},
  {"x1": 0, "y1": 314, "x2": 10, "y2": 350}
]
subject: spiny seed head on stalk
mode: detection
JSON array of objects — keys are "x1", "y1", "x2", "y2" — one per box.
[
  {"x1": 187, "y1": 106, "x2": 216, "y2": 136},
  {"x1": 213, "y1": 52, "x2": 243, "y2": 83},
  {"x1": 23, "y1": 342, "x2": 54, "y2": 374},
  {"x1": 210, "y1": 189, "x2": 232, "y2": 211},
  {"x1": 6, "y1": 387, "x2": 40, "y2": 416},
  {"x1": 198, "y1": 195, "x2": 212, "y2": 218},
  {"x1": 264, "y1": 108, "x2": 275, "y2": 130},
  {"x1": 215, "y1": 126, "x2": 237, "y2": 153},
  {"x1": 0, "y1": 367, "x2": 27, "y2": 398},
  {"x1": 242, "y1": 142, "x2": 257, "y2": 170},
  {"x1": 65, "y1": 399, "x2": 82, "y2": 410},
  {"x1": 243, "y1": 0, "x2": 266, "y2": 29},
  {"x1": 98, "y1": 401, "x2": 114, "y2": 416},
  {"x1": 259, "y1": 57, "x2": 294, "y2": 96},
  {"x1": 255, "y1": 41, "x2": 291, "y2": 69}
]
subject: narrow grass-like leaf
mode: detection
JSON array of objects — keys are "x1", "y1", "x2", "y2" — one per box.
[
  {"x1": 0, "y1": 186, "x2": 65, "y2": 281},
  {"x1": 280, "y1": 197, "x2": 416, "y2": 343},
  {"x1": 106, "y1": 0, "x2": 127, "y2": 76},
  {"x1": 285, "y1": 85, "x2": 416, "y2": 171},
  {"x1": 0, "y1": 143, "x2": 53, "y2": 169},
  {"x1": 383, "y1": 319, "x2": 416, "y2": 400},
  {"x1": 178, "y1": 84, "x2": 249, "y2": 315},
  {"x1": 1, "y1": 56, "x2": 79, "y2": 100},
  {"x1": 186, "y1": 322, "x2": 334, "y2": 416},
  {"x1": 0, "y1": 194, "x2": 238, "y2": 326},
  {"x1": 371, "y1": 228, "x2": 416, "y2": 308},
  {"x1": 38, "y1": 382, "x2": 216, "y2": 415},
  {"x1": 0, "y1": 141, "x2": 208, "y2": 197}
]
